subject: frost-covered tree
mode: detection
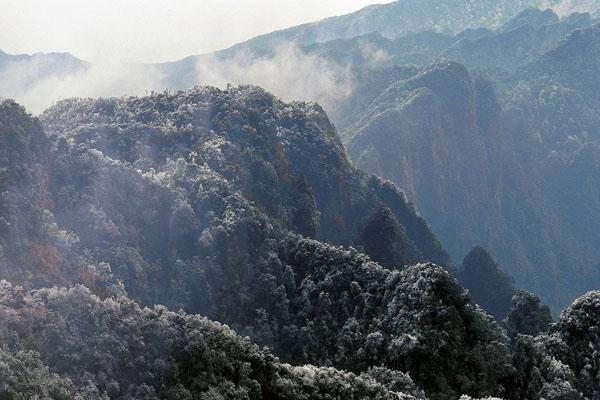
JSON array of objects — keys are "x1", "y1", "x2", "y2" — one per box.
[
  {"x1": 504, "y1": 291, "x2": 552, "y2": 338},
  {"x1": 549, "y1": 291, "x2": 600, "y2": 399},
  {"x1": 0, "y1": 346, "x2": 82, "y2": 400},
  {"x1": 0, "y1": 281, "x2": 423, "y2": 400}
]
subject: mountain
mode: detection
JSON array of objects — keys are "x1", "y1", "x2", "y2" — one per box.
[
  {"x1": 287, "y1": 8, "x2": 596, "y2": 78},
  {"x1": 442, "y1": 9, "x2": 594, "y2": 71},
  {"x1": 0, "y1": 50, "x2": 88, "y2": 88},
  {"x1": 337, "y1": 58, "x2": 600, "y2": 311},
  {"x1": 302, "y1": 31, "x2": 454, "y2": 71},
  {"x1": 528, "y1": 22, "x2": 600, "y2": 101},
  {"x1": 300, "y1": 8, "x2": 600, "y2": 312},
  {"x1": 1, "y1": 82, "x2": 598, "y2": 400},
  {"x1": 219, "y1": 0, "x2": 600, "y2": 55},
  {"x1": 0, "y1": 49, "x2": 86, "y2": 71},
  {"x1": 0, "y1": 50, "x2": 90, "y2": 113},
  {"x1": 0, "y1": 90, "x2": 509, "y2": 400},
  {"x1": 460, "y1": 246, "x2": 518, "y2": 320},
  {"x1": 1, "y1": 86, "x2": 458, "y2": 316},
  {"x1": 339, "y1": 61, "x2": 546, "y2": 296},
  {"x1": 40, "y1": 86, "x2": 450, "y2": 287}
]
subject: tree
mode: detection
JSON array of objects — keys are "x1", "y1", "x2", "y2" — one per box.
[
  {"x1": 504, "y1": 291, "x2": 552, "y2": 338},
  {"x1": 0, "y1": 282, "x2": 423, "y2": 400},
  {"x1": 460, "y1": 246, "x2": 517, "y2": 320},
  {"x1": 291, "y1": 174, "x2": 318, "y2": 238},
  {"x1": 359, "y1": 205, "x2": 410, "y2": 268},
  {"x1": 550, "y1": 290, "x2": 600, "y2": 398}
]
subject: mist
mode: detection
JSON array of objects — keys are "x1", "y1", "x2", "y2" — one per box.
[
  {"x1": 2, "y1": 0, "x2": 596, "y2": 115},
  {"x1": 0, "y1": 59, "x2": 168, "y2": 114},
  {"x1": 0, "y1": 43, "x2": 360, "y2": 115},
  {"x1": 0, "y1": 0, "x2": 391, "y2": 63},
  {"x1": 194, "y1": 45, "x2": 355, "y2": 112}
]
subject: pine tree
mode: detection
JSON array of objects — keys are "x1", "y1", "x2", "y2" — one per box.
[
  {"x1": 359, "y1": 205, "x2": 408, "y2": 268},
  {"x1": 504, "y1": 291, "x2": 552, "y2": 338},
  {"x1": 291, "y1": 174, "x2": 318, "y2": 238},
  {"x1": 460, "y1": 246, "x2": 516, "y2": 319}
]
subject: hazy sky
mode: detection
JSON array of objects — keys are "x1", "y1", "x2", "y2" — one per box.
[{"x1": 0, "y1": 0, "x2": 392, "y2": 63}]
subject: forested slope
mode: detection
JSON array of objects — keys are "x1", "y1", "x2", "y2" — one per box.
[{"x1": 0, "y1": 84, "x2": 598, "y2": 400}]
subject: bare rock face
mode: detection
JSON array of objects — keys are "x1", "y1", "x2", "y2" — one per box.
[
  {"x1": 340, "y1": 43, "x2": 600, "y2": 311},
  {"x1": 343, "y1": 62, "x2": 521, "y2": 295}
]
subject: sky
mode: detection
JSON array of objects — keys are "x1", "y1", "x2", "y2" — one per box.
[{"x1": 0, "y1": 0, "x2": 393, "y2": 63}]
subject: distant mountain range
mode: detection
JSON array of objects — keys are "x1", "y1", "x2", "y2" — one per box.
[
  {"x1": 3, "y1": 0, "x2": 600, "y2": 112},
  {"x1": 0, "y1": 49, "x2": 87, "y2": 86},
  {"x1": 219, "y1": 0, "x2": 600, "y2": 53}
]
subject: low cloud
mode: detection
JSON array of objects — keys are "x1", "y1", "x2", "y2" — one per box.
[
  {"x1": 194, "y1": 44, "x2": 354, "y2": 112},
  {"x1": 1, "y1": 43, "x2": 356, "y2": 115},
  {"x1": 0, "y1": 58, "x2": 168, "y2": 114}
]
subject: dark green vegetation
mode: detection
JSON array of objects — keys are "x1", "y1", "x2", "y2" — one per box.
[
  {"x1": 0, "y1": 282, "x2": 424, "y2": 400},
  {"x1": 1, "y1": 88, "x2": 597, "y2": 399},
  {"x1": 504, "y1": 291, "x2": 553, "y2": 338},
  {"x1": 460, "y1": 247, "x2": 517, "y2": 320}
]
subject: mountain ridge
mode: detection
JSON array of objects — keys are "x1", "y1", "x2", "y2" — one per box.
[{"x1": 0, "y1": 82, "x2": 597, "y2": 400}]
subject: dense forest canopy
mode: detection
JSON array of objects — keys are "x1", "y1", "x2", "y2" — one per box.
[
  {"x1": 1, "y1": 0, "x2": 600, "y2": 399},
  {"x1": 0, "y1": 85, "x2": 597, "y2": 400},
  {"x1": 3, "y1": 5, "x2": 599, "y2": 312}
]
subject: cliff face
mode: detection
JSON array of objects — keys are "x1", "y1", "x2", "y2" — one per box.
[
  {"x1": 344, "y1": 62, "x2": 507, "y2": 274},
  {"x1": 340, "y1": 57, "x2": 600, "y2": 311}
]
